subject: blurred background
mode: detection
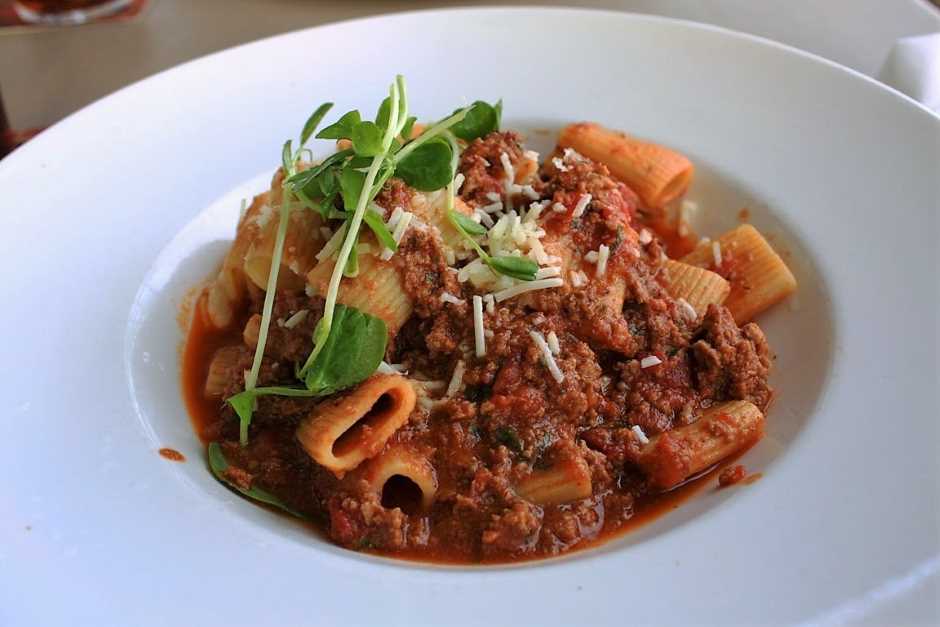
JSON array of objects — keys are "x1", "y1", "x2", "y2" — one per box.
[{"x1": 1, "y1": 0, "x2": 938, "y2": 155}]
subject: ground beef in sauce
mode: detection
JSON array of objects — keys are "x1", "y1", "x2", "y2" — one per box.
[{"x1": 191, "y1": 131, "x2": 776, "y2": 562}]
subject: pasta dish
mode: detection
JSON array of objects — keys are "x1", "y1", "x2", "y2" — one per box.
[{"x1": 182, "y1": 76, "x2": 797, "y2": 562}]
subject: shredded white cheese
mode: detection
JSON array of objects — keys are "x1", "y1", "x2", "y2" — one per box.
[
  {"x1": 547, "y1": 331, "x2": 561, "y2": 355},
  {"x1": 316, "y1": 222, "x2": 348, "y2": 261},
  {"x1": 584, "y1": 250, "x2": 599, "y2": 263},
  {"x1": 572, "y1": 193, "x2": 592, "y2": 218},
  {"x1": 712, "y1": 241, "x2": 723, "y2": 268},
  {"x1": 445, "y1": 360, "x2": 466, "y2": 398},
  {"x1": 472, "y1": 295, "x2": 485, "y2": 358},
  {"x1": 386, "y1": 206, "x2": 405, "y2": 231},
  {"x1": 499, "y1": 152, "x2": 515, "y2": 193},
  {"x1": 486, "y1": 192, "x2": 502, "y2": 203},
  {"x1": 530, "y1": 330, "x2": 565, "y2": 383},
  {"x1": 283, "y1": 309, "x2": 308, "y2": 329},
  {"x1": 552, "y1": 157, "x2": 569, "y2": 172},
  {"x1": 377, "y1": 361, "x2": 407, "y2": 375},
  {"x1": 520, "y1": 185, "x2": 539, "y2": 200},
  {"x1": 596, "y1": 244, "x2": 610, "y2": 277},
  {"x1": 454, "y1": 173, "x2": 465, "y2": 192},
  {"x1": 535, "y1": 266, "x2": 562, "y2": 279},
  {"x1": 441, "y1": 291, "x2": 465, "y2": 305},
  {"x1": 569, "y1": 270, "x2": 588, "y2": 288},
  {"x1": 444, "y1": 248, "x2": 456, "y2": 265},
  {"x1": 483, "y1": 294, "x2": 495, "y2": 315},
  {"x1": 416, "y1": 379, "x2": 446, "y2": 390},
  {"x1": 492, "y1": 277, "x2": 564, "y2": 303},
  {"x1": 523, "y1": 149, "x2": 540, "y2": 162},
  {"x1": 631, "y1": 425, "x2": 650, "y2": 445},
  {"x1": 380, "y1": 211, "x2": 413, "y2": 261},
  {"x1": 639, "y1": 229, "x2": 653, "y2": 245},
  {"x1": 552, "y1": 202, "x2": 567, "y2": 213},
  {"x1": 640, "y1": 355, "x2": 662, "y2": 369},
  {"x1": 481, "y1": 201, "x2": 504, "y2": 214},
  {"x1": 475, "y1": 209, "x2": 495, "y2": 228},
  {"x1": 677, "y1": 298, "x2": 698, "y2": 322}
]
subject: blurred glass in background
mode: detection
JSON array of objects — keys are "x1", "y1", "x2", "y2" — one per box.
[{"x1": 13, "y1": 0, "x2": 131, "y2": 25}]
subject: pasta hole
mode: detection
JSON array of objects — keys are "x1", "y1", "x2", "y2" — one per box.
[
  {"x1": 381, "y1": 475, "x2": 423, "y2": 515},
  {"x1": 332, "y1": 392, "x2": 398, "y2": 457}
]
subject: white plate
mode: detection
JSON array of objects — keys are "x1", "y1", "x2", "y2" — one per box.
[{"x1": 1, "y1": 8, "x2": 937, "y2": 626}]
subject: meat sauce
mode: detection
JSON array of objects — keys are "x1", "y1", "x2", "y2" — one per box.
[{"x1": 181, "y1": 131, "x2": 775, "y2": 564}]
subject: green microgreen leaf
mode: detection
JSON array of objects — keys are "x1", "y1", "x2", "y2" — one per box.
[
  {"x1": 451, "y1": 101, "x2": 500, "y2": 141},
  {"x1": 494, "y1": 99, "x2": 503, "y2": 128},
  {"x1": 449, "y1": 210, "x2": 486, "y2": 236},
  {"x1": 300, "y1": 102, "x2": 334, "y2": 147},
  {"x1": 316, "y1": 110, "x2": 361, "y2": 140},
  {"x1": 302, "y1": 305, "x2": 388, "y2": 396},
  {"x1": 363, "y1": 207, "x2": 397, "y2": 251},
  {"x1": 286, "y1": 148, "x2": 353, "y2": 191},
  {"x1": 400, "y1": 116, "x2": 417, "y2": 141},
  {"x1": 487, "y1": 255, "x2": 538, "y2": 281},
  {"x1": 352, "y1": 121, "x2": 384, "y2": 157},
  {"x1": 340, "y1": 167, "x2": 366, "y2": 212},
  {"x1": 207, "y1": 442, "x2": 305, "y2": 517},
  {"x1": 375, "y1": 97, "x2": 391, "y2": 132},
  {"x1": 395, "y1": 138, "x2": 454, "y2": 191},
  {"x1": 281, "y1": 139, "x2": 293, "y2": 174}
]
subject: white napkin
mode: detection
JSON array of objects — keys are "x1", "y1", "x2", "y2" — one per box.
[{"x1": 877, "y1": 33, "x2": 940, "y2": 113}]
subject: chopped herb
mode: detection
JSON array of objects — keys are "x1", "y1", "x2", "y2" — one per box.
[
  {"x1": 301, "y1": 304, "x2": 388, "y2": 396},
  {"x1": 493, "y1": 426, "x2": 523, "y2": 453},
  {"x1": 351, "y1": 121, "x2": 384, "y2": 157},
  {"x1": 487, "y1": 255, "x2": 538, "y2": 281}
]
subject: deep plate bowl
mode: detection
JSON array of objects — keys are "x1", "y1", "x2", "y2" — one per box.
[{"x1": 1, "y1": 8, "x2": 937, "y2": 626}]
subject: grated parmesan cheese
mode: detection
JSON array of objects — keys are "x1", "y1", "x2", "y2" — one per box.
[
  {"x1": 712, "y1": 241, "x2": 722, "y2": 268},
  {"x1": 441, "y1": 291, "x2": 465, "y2": 305},
  {"x1": 552, "y1": 157, "x2": 569, "y2": 172},
  {"x1": 530, "y1": 330, "x2": 565, "y2": 383},
  {"x1": 631, "y1": 425, "x2": 650, "y2": 445},
  {"x1": 483, "y1": 294, "x2": 495, "y2": 314},
  {"x1": 677, "y1": 298, "x2": 697, "y2": 322},
  {"x1": 492, "y1": 277, "x2": 564, "y2": 303},
  {"x1": 481, "y1": 201, "x2": 504, "y2": 214},
  {"x1": 572, "y1": 193, "x2": 592, "y2": 218},
  {"x1": 472, "y1": 295, "x2": 485, "y2": 358},
  {"x1": 316, "y1": 222, "x2": 348, "y2": 261},
  {"x1": 445, "y1": 360, "x2": 466, "y2": 397},
  {"x1": 454, "y1": 173, "x2": 465, "y2": 192},
  {"x1": 584, "y1": 250, "x2": 599, "y2": 263},
  {"x1": 547, "y1": 331, "x2": 561, "y2": 355},
  {"x1": 640, "y1": 355, "x2": 662, "y2": 369},
  {"x1": 520, "y1": 185, "x2": 539, "y2": 200},
  {"x1": 486, "y1": 192, "x2": 502, "y2": 203},
  {"x1": 596, "y1": 245, "x2": 610, "y2": 277},
  {"x1": 377, "y1": 361, "x2": 407, "y2": 375},
  {"x1": 535, "y1": 266, "x2": 562, "y2": 279},
  {"x1": 552, "y1": 202, "x2": 567, "y2": 213},
  {"x1": 639, "y1": 229, "x2": 653, "y2": 245},
  {"x1": 416, "y1": 379, "x2": 445, "y2": 390},
  {"x1": 475, "y1": 210, "x2": 495, "y2": 228},
  {"x1": 380, "y1": 211, "x2": 413, "y2": 261},
  {"x1": 283, "y1": 309, "x2": 308, "y2": 329},
  {"x1": 499, "y1": 152, "x2": 515, "y2": 194},
  {"x1": 569, "y1": 270, "x2": 588, "y2": 288}
]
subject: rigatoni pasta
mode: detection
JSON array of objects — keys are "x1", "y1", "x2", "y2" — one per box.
[
  {"x1": 558, "y1": 122, "x2": 693, "y2": 210},
  {"x1": 295, "y1": 374, "x2": 416, "y2": 476},
  {"x1": 183, "y1": 81, "x2": 796, "y2": 563},
  {"x1": 682, "y1": 224, "x2": 797, "y2": 323}
]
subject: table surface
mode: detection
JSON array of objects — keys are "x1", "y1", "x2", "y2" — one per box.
[{"x1": 1, "y1": 0, "x2": 939, "y2": 130}]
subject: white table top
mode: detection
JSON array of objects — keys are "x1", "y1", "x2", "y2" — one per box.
[{"x1": 1, "y1": 0, "x2": 938, "y2": 129}]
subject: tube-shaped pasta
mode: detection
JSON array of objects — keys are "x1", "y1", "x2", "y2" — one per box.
[
  {"x1": 635, "y1": 400, "x2": 764, "y2": 489},
  {"x1": 558, "y1": 122, "x2": 693, "y2": 210},
  {"x1": 206, "y1": 192, "x2": 269, "y2": 329},
  {"x1": 204, "y1": 346, "x2": 243, "y2": 398},
  {"x1": 681, "y1": 224, "x2": 797, "y2": 323},
  {"x1": 408, "y1": 192, "x2": 474, "y2": 253},
  {"x1": 306, "y1": 254, "x2": 413, "y2": 335},
  {"x1": 662, "y1": 260, "x2": 731, "y2": 316},
  {"x1": 244, "y1": 204, "x2": 323, "y2": 292},
  {"x1": 295, "y1": 374, "x2": 416, "y2": 477},
  {"x1": 515, "y1": 455, "x2": 592, "y2": 505},
  {"x1": 360, "y1": 445, "x2": 438, "y2": 512}
]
